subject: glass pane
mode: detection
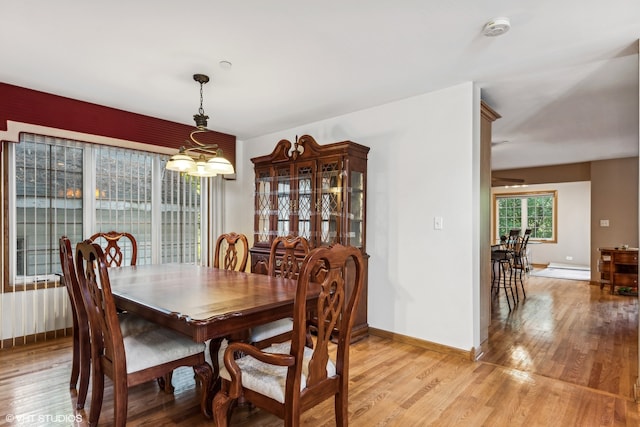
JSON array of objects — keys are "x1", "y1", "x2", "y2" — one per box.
[
  {"x1": 349, "y1": 171, "x2": 364, "y2": 247},
  {"x1": 95, "y1": 146, "x2": 153, "y2": 265},
  {"x1": 497, "y1": 197, "x2": 521, "y2": 238},
  {"x1": 297, "y1": 165, "x2": 312, "y2": 240},
  {"x1": 160, "y1": 161, "x2": 202, "y2": 264},
  {"x1": 319, "y1": 161, "x2": 340, "y2": 245},
  {"x1": 255, "y1": 171, "x2": 271, "y2": 243},
  {"x1": 15, "y1": 134, "x2": 84, "y2": 283},
  {"x1": 527, "y1": 195, "x2": 554, "y2": 239},
  {"x1": 276, "y1": 167, "x2": 291, "y2": 236}
]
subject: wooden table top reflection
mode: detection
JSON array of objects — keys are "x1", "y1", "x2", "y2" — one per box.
[{"x1": 107, "y1": 264, "x2": 319, "y2": 343}]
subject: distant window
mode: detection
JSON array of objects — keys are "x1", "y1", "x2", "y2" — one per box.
[
  {"x1": 7, "y1": 133, "x2": 204, "y2": 291},
  {"x1": 494, "y1": 191, "x2": 557, "y2": 242}
]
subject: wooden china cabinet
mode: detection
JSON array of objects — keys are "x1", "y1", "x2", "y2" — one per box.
[{"x1": 250, "y1": 135, "x2": 369, "y2": 341}]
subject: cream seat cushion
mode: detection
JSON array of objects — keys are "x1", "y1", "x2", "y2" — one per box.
[
  {"x1": 123, "y1": 327, "x2": 205, "y2": 374},
  {"x1": 249, "y1": 318, "x2": 293, "y2": 343},
  {"x1": 205, "y1": 338, "x2": 228, "y2": 369},
  {"x1": 219, "y1": 341, "x2": 336, "y2": 404},
  {"x1": 118, "y1": 312, "x2": 156, "y2": 337}
]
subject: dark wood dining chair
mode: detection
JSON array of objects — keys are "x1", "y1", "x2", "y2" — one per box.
[
  {"x1": 267, "y1": 235, "x2": 311, "y2": 279},
  {"x1": 511, "y1": 228, "x2": 531, "y2": 298},
  {"x1": 208, "y1": 233, "x2": 250, "y2": 387},
  {"x1": 213, "y1": 232, "x2": 249, "y2": 271},
  {"x1": 89, "y1": 231, "x2": 137, "y2": 267},
  {"x1": 213, "y1": 243, "x2": 365, "y2": 427},
  {"x1": 59, "y1": 237, "x2": 91, "y2": 409},
  {"x1": 59, "y1": 237, "x2": 161, "y2": 410},
  {"x1": 75, "y1": 240, "x2": 213, "y2": 426},
  {"x1": 249, "y1": 235, "x2": 311, "y2": 349}
]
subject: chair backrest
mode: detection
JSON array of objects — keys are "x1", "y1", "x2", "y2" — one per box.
[
  {"x1": 89, "y1": 231, "x2": 137, "y2": 267},
  {"x1": 268, "y1": 235, "x2": 311, "y2": 279},
  {"x1": 75, "y1": 240, "x2": 126, "y2": 376},
  {"x1": 522, "y1": 229, "x2": 532, "y2": 249},
  {"x1": 505, "y1": 229, "x2": 521, "y2": 251},
  {"x1": 213, "y1": 232, "x2": 249, "y2": 271},
  {"x1": 289, "y1": 244, "x2": 365, "y2": 408},
  {"x1": 514, "y1": 229, "x2": 531, "y2": 261},
  {"x1": 59, "y1": 237, "x2": 87, "y2": 324}
]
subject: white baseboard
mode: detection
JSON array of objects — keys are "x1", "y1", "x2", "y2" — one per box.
[{"x1": 546, "y1": 262, "x2": 590, "y2": 271}]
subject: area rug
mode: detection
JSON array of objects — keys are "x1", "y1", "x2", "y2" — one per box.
[{"x1": 529, "y1": 266, "x2": 590, "y2": 281}]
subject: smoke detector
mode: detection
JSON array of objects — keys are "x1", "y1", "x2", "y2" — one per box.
[{"x1": 482, "y1": 17, "x2": 511, "y2": 37}]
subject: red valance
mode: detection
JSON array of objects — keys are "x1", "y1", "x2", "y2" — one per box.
[{"x1": 0, "y1": 82, "x2": 236, "y2": 167}]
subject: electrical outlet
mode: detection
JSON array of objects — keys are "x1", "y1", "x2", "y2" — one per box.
[
  {"x1": 600, "y1": 219, "x2": 609, "y2": 227},
  {"x1": 566, "y1": 256, "x2": 573, "y2": 261}
]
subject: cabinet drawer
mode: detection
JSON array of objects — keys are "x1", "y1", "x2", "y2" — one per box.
[
  {"x1": 613, "y1": 273, "x2": 638, "y2": 286},
  {"x1": 615, "y1": 252, "x2": 638, "y2": 264}
]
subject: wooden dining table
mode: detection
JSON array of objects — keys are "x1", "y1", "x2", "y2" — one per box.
[
  {"x1": 107, "y1": 263, "x2": 320, "y2": 416},
  {"x1": 108, "y1": 263, "x2": 319, "y2": 341}
]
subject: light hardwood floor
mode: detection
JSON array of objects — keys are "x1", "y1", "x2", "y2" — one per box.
[{"x1": 0, "y1": 275, "x2": 638, "y2": 426}]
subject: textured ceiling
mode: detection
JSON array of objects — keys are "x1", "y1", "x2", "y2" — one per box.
[{"x1": 1, "y1": 1, "x2": 638, "y2": 170}]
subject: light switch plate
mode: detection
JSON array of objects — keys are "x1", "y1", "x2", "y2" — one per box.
[
  {"x1": 434, "y1": 216, "x2": 443, "y2": 230},
  {"x1": 600, "y1": 219, "x2": 609, "y2": 227}
]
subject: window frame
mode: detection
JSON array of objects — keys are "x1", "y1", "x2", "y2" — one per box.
[
  {"x1": 3, "y1": 134, "x2": 212, "y2": 292},
  {"x1": 493, "y1": 190, "x2": 558, "y2": 244}
]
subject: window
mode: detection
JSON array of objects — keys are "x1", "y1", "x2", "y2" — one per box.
[
  {"x1": 494, "y1": 191, "x2": 557, "y2": 242},
  {"x1": 13, "y1": 138, "x2": 84, "y2": 285},
  {"x1": 6, "y1": 133, "x2": 206, "y2": 290}
]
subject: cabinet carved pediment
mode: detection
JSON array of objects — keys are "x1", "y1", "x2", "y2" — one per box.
[{"x1": 251, "y1": 134, "x2": 368, "y2": 164}]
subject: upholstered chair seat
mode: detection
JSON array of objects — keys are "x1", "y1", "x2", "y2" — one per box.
[
  {"x1": 123, "y1": 327, "x2": 205, "y2": 374},
  {"x1": 118, "y1": 313, "x2": 157, "y2": 337},
  {"x1": 249, "y1": 319, "x2": 295, "y2": 346},
  {"x1": 205, "y1": 338, "x2": 228, "y2": 373},
  {"x1": 219, "y1": 341, "x2": 336, "y2": 404}
]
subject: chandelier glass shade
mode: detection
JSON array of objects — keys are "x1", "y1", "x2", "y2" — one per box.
[
  {"x1": 165, "y1": 152, "x2": 195, "y2": 172},
  {"x1": 206, "y1": 156, "x2": 235, "y2": 175},
  {"x1": 165, "y1": 74, "x2": 235, "y2": 177}
]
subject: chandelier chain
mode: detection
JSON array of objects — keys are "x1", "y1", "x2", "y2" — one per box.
[{"x1": 199, "y1": 81, "x2": 205, "y2": 116}]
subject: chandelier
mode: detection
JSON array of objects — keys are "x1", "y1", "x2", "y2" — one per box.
[{"x1": 165, "y1": 74, "x2": 235, "y2": 177}]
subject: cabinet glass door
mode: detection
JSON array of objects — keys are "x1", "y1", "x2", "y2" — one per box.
[{"x1": 318, "y1": 160, "x2": 341, "y2": 246}]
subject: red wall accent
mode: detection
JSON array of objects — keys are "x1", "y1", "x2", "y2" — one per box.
[{"x1": 0, "y1": 82, "x2": 236, "y2": 166}]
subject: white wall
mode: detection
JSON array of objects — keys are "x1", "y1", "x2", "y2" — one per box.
[
  {"x1": 492, "y1": 181, "x2": 591, "y2": 267},
  {"x1": 224, "y1": 82, "x2": 483, "y2": 351}
]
